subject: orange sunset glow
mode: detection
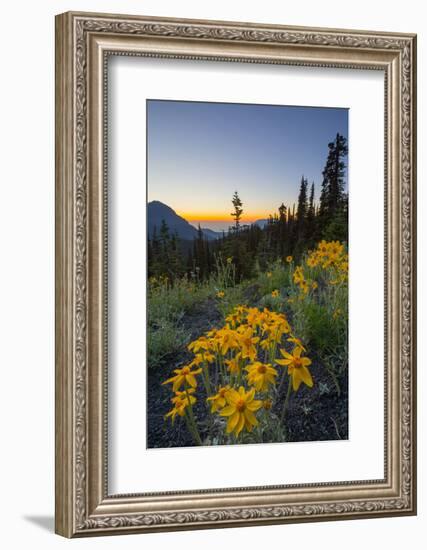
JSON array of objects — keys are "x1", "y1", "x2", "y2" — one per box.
[{"x1": 179, "y1": 211, "x2": 265, "y2": 223}]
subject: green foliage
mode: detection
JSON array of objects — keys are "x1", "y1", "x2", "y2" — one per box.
[
  {"x1": 290, "y1": 299, "x2": 342, "y2": 352},
  {"x1": 212, "y1": 254, "x2": 235, "y2": 288},
  {"x1": 287, "y1": 273, "x2": 347, "y2": 394},
  {"x1": 257, "y1": 260, "x2": 292, "y2": 296},
  {"x1": 147, "y1": 319, "x2": 189, "y2": 368},
  {"x1": 149, "y1": 277, "x2": 208, "y2": 319},
  {"x1": 321, "y1": 206, "x2": 348, "y2": 242},
  {"x1": 147, "y1": 277, "x2": 210, "y2": 369}
]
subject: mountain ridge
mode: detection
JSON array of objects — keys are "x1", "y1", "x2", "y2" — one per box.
[{"x1": 147, "y1": 201, "x2": 221, "y2": 241}]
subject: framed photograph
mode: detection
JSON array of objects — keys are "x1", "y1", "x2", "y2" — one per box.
[{"x1": 55, "y1": 11, "x2": 417, "y2": 537}]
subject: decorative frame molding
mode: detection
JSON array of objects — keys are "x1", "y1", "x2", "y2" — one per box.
[{"x1": 55, "y1": 11, "x2": 417, "y2": 537}]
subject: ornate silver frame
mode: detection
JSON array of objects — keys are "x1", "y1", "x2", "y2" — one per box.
[{"x1": 55, "y1": 11, "x2": 417, "y2": 537}]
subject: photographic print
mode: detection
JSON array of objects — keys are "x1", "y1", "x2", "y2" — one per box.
[{"x1": 147, "y1": 99, "x2": 349, "y2": 449}]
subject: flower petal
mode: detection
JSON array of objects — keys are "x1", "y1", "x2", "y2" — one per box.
[
  {"x1": 279, "y1": 348, "x2": 293, "y2": 360},
  {"x1": 225, "y1": 390, "x2": 239, "y2": 405},
  {"x1": 294, "y1": 347, "x2": 302, "y2": 358},
  {"x1": 247, "y1": 400, "x2": 262, "y2": 412},
  {"x1": 300, "y1": 366, "x2": 313, "y2": 388},
  {"x1": 246, "y1": 388, "x2": 255, "y2": 402},
  {"x1": 186, "y1": 375, "x2": 197, "y2": 388},
  {"x1": 226, "y1": 412, "x2": 240, "y2": 433},
  {"x1": 235, "y1": 414, "x2": 245, "y2": 436},
  {"x1": 220, "y1": 405, "x2": 236, "y2": 417},
  {"x1": 172, "y1": 377, "x2": 183, "y2": 392},
  {"x1": 275, "y1": 358, "x2": 291, "y2": 366},
  {"x1": 244, "y1": 408, "x2": 258, "y2": 427},
  {"x1": 292, "y1": 370, "x2": 303, "y2": 391}
]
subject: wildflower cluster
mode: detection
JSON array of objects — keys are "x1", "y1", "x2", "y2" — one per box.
[
  {"x1": 162, "y1": 305, "x2": 313, "y2": 444},
  {"x1": 148, "y1": 274, "x2": 170, "y2": 288},
  {"x1": 293, "y1": 240, "x2": 348, "y2": 295}
]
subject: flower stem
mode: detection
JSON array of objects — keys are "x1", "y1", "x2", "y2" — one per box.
[
  {"x1": 184, "y1": 409, "x2": 202, "y2": 446},
  {"x1": 184, "y1": 387, "x2": 202, "y2": 446},
  {"x1": 202, "y1": 363, "x2": 212, "y2": 396},
  {"x1": 277, "y1": 368, "x2": 287, "y2": 396},
  {"x1": 280, "y1": 375, "x2": 292, "y2": 427}
]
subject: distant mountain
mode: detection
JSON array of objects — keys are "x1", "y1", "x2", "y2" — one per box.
[
  {"x1": 201, "y1": 227, "x2": 224, "y2": 240},
  {"x1": 147, "y1": 201, "x2": 221, "y2": 241},
  {"x1": 253, "y1": 219, "x2": 269, "y2": 229}
]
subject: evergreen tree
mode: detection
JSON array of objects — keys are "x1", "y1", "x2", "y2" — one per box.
[
  {"x1": 319, "y1": 134, "x2": 348, "y2": 226},
  {"x1": 296, "y1": 176, "x2": 308, "y2": 240},
  {"x1": 306, "y1": 182, "x2": 316, "y2": 243},
  {"x1": 230, "y1": 191, "x2": 243, "y2": 231},
  {"x1": 307, "y1": 182, "x2": 315, "y2": 222},
  {"x1": 278, "y1": 203, "x2": 287, "y2": 256}
]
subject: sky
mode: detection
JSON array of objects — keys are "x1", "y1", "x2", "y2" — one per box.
[{"x1": 147, "y1": 100, "x2": 348, "y2": 232}]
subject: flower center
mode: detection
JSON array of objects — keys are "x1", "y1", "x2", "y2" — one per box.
[
  {"x1": 293, "y1": 358, "x2": 302, "y2": 368},
  {"x1": 182, "y1": 367, "x2": 190, "y2": 375},
  {"x1": 257, "y1": 365, "x2": 267, "y2": 374},
  {"x1": 236, "y1": 398, "x2": 246, "y2": 412},
  {"x1": 219, "y1": 388, "x2": 227, "y2": 397}
]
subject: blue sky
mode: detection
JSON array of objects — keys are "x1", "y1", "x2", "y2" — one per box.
[{"x1": 147, "y1": 100, "x2": 348, "y2": 231}]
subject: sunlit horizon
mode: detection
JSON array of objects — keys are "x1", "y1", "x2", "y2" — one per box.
[{"x1": 148, "y1": 200, "x2": 300, "y2": 232}]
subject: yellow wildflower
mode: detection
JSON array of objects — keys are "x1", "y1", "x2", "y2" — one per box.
[
  {"x1": 207, "y1": 385, "x2": 231, "y2": 412},
  {"x1": 300, "y1": 280, "x2": 309, "y2": 294},
  {"x1": 333, "y1": 308, "x2": 342, "y2": 319},
  {"x1": 216, "y1": 327, "x2": 239, "y2": 355},
  {"x1": 162, "y1": 364, "x2": 202, "y2": 392},
  {"x1": 246, "y1": 307, "x2": 262, "y2": 328},
  {"x1": 188, "y1": 336, "x2": 210, "y2": 353},
  {"x1": 266, "y1": 272, "x2": 272, "y2": 278},
  {"x1": 225, "y1": 356, "x2": 241, "y2": 375},
  {"x1": 263, "y1": 398, "x2": 272, "y2": 410},
  {"x1": 276, "y1": 347, "x2": 313, "y2": 391},
  {"x1": 217, "y1": 290, "x2": 225, "y2": 298},
  {"x1": 271, "y1": 289, "x2": 280, "y2": 298},
  {"x1": 306, "y1": 256, "x2": 318, "y2": 268},
  {"x1": 191, "y1": 351, "x2": 215, "y2": 366},
  {"x1": 276, "y1": 317, "x2": 291, "y2": 335},
  {"x1": 245, "y1": 362, "x2": 278, "y2": 392},
  {"x1": 190, "y1": 354, "x2": 204, "y2": 366},
  {"x1": 226, "y1": 257, "x2": 233, "y2": 264},
  {"x1": 220, "y1": 386, "x2": 262, "y2": 435},
  {"x1": 202, "y1": 351, "x2": 215, "y2": 363},
  {"x1": 164, "y1": 388, "x2": 196, "y2": 423},
  {"x1": 293, "y1": 266, "x2": 305, "y2": 285},
  {"x1": 286, "y1": 336, "x2": 306, "y2": 352},
  {"x1": 286, "y1": 256, "x2": 293, "y2": 263},
  {"x1": 225, "y1": 312, "x2": 240, "y2": 328},
  {"x1": 238, "y1": 327, "x2": 259, "y2": 361}
]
